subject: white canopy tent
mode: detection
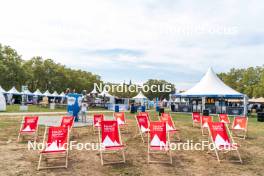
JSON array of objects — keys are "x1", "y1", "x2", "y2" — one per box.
[
  {"x1": 0, "y1": 86, "x2": 6, "y2": 94},
  {"x1": 33, "y1": 89, "x2": 43, "y2": 96},
  {"x1": 59, "y1": 92, "x2": 66, "y2": 97},
  {"x1": 7, "y1": 86, "x2": 21, "y2": 95},
  {"x1": 177, "y1": 67, "x2": 244, "y2": 98},
  {"x1": 132, "y1": 91, "x2": 148, "y2": 105},
  {"x1": 175, "y1": 67, "x2": 246, "y2": 115},
  {"x1": 98, "y1": 90, "x2": 113, "y2": 97},
  {"x1": 0, "y1": 92, "x2": 6, "y2": 111},
  {"x1": 22, "y1": 89, "x2": 33, "y2": 95},
  {"x1": 89, "y1": 87, "x2": 98, "y2": 94},
  {"x1": 43, "y1": 90, "x2": 52, "y2": 97},
  {"x1": 51, "y1": 91, "x2": 59, "y2": 97}
]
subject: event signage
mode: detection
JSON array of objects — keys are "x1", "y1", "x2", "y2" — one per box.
[{"x1": 67, "y1": 93, "x2": 82, "y2": 122}]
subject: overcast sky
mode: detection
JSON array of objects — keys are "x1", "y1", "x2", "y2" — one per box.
[{"x1": 1, "y1": 0, "x2": 263, "y2": 89}]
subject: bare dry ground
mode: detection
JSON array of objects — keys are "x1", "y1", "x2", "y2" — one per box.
[{"x1": 0, "y1": 112, "x2": 263, "y2": 176}]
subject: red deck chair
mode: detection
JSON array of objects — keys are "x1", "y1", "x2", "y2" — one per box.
[
  {"x1": 138, "y1": 112, "x2": 150, "y2": 121},
  {"x1": 114, "y1": 112, "x2": 128, "y2": 132},
  {"x1": 99, "y1": 120, "x2": 125, "y2": 165},
  {"x1": 135, "y1": 115, "x2": 150, "y2": 143},
  {"x1": 192, "y1": 112, "x2": 201, "y2": 127},
  {"x1": 160, "y1": 113, "x2": 180, "y2": 141},
  {"x1": 93, "y1": 114, "x2": 104, "y2": 133},
  {"x1": 207, "y1": 122, "x2": 242, "y2": 163},
  {"x1": 37, "y1": 126, "x2": 70, "y2": 170},
  {"x1": 61, "y1": 116, "x2": 75, "y2": 130},
  {"x1": 201, "y1": 116, "x2": 213, "y2": 136},
  {"x1": 148, "y1": 121, "x2": 172, "y2": 164},
  {"x1": 18, "y1": 116, "x2": 39, "y2": 142},
  {"x1": 231, "y1": 116, "x2": 248, "y2": 139},
  {"x1": 218, "y1": 114, "x2": 230, "y2": 124}
]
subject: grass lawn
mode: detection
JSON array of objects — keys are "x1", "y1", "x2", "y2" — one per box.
[
  {"x1": 0, "y1": 104, "x2": 109, "y2": 113},
  {"x1": 0, "y1": 111, "x2": 263, "y2": 175}
]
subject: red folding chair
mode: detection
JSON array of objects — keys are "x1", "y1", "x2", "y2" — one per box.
[
  {"x1": 93, "y1": 114, "x2": 104, "y2": 134},
  {"x1": 147, "y1": 121, "x2": 172, "y2": 164},
  {"x1": 114, "y1": 112, "x2": 128, "y2": 132},
  {"x1": 207, "y1": 122, "x2": 242, "y2": 163},
  {"x1": 37, "y1": 126, "x2": 70, "y2": 170},
  {"x1": 201, "y1": 116, "x2": 213, "y2": 136},
  {"x1": 218, "y1": 114, "x2": 230, "y2": 124},
  {"x1": 18, "y1": 116, "x2": 39, "y2": 142},
  {"x1": 138, "y1": 112, "x2": 150, "y2": 121},
  {"x1": 135, "y1": 115, "x2": 150, "y2": 143},
  {"x1": 99, "y1": 120, "x2": 125, "y2": 165},
  {"x1": 192, "y1": 112, "x2": 201, "y2": 127},
  {"x1": 61, "y1": 116, "x2": 75, "y2": 137},
  {"x1": 231, "y1": 116, "x2": 248, "y2": 139},
  {"x1": 160, "y1": 113, "x2": 180, "y2": 141}
]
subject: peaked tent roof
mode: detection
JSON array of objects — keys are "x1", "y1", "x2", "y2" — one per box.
[
  {"x1": 0, "y1": 86, "x2": 6, "y2": 94},
  {"x1": 33, "y1": 89, "x2": 43, "y2": 96},
  {"x1": 51, "y1": 91, "x2": 59, "y2": 97},
  {"x1": 176, "y1": 67, "x2": 244, "y2": 98},
  {"x1": 59, "y1": 92, "x2": 66, "y2": 97},
  {"x1": 132, "y1": 91, "x2": 147, "y2": 99},
  {"x1": 7, "y1": 87, "x2": 21, "y2": 95},
  {"x1": 22, "y1": 89, "x2": 33, "y2": 95},
  {"x1": 90, "y1": 87, "x2": 98, "y2": 94},
  {"x1": 43, "y1": 90, "x2": 52, "y2": 97},
  {"x1": 98, "y1": 90, "x2": 113, "y2": 97}
]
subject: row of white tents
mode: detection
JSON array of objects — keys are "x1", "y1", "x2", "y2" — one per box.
[{"x1": 0, "y1": 86, "x2": 66, "y2": 97}]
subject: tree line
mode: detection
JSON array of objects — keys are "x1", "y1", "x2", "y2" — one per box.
[
  {"x1": 0, "y1": 43, "x2": 175, "y2": 99},
  {"x1": 218, "y1": 66, "x2": 264, "y2": 98}
]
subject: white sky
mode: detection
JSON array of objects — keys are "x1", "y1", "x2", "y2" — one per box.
[{"x1": 0, "y1": 0, "x2": 264, "y2": 89}]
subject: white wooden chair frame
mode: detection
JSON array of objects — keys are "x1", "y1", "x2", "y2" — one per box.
[
  {"x1": 37, "y1": 126, "x2": 70, "y2": 170},
  {"x1": 17, "y1": 117, "x2": 39, "y2": 142},
  {"x1": 147, "y1": 126, "x2": 172, "y2": 164},
  {"x1": 134, "y1": 115, "x2": 150, "y2": 143},
  {"x1": 231, "y1": 117, "x2": 248, "y2": 139},
  {"x1": 207, "y1": 124, "x2": 242, "y2": 163},
  {"x1": 98, "y1": 123, "x2": 126, "y2": 165}
]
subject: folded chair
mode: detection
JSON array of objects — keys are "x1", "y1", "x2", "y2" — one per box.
[
  {"x1": 37, "y1": 126, "x2": 70, "y2": 170},
  {"x1": 207, "y1": 122, "x2": 242, "y2": 163},
  {"x1": 231, "y1": 116, "x2": 248, "y2": 139},
  {"x1": 148, "y1": 121, "x2": 172, "y2": 164},
  {"x1": 18, "y1": 116, "x2": 39, "y2": 142},
  {"x1": 93, "y1": 114, "x2": 104, "y2": 134},
  {"x1": 201, "y1": 116, "x2": 213, "y2": 136},
  {"x1": 218, "y1": 114, "x2": 230, "y2": 124},
  {"x1": 192, "y1": 112, "x2": 201, "y2": 127},
  {"x1": 114, "y1": 112, "x2": 128, "y2": 132},
  {"x1": 160, "y1": 113, "x2": 180, "y2": 141},
  {"x1": 135, "y1": 115, "x2": 150, "y2": 143},
  {"x1": 99, "y1": 120, "x2": 125, "y2": 165}
]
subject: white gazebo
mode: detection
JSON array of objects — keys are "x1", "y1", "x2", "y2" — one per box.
[
  {"x1": 132, "y1": 91, "x2": 148, "y2": 104},
  {"x1": 89, "y1": 87, "x2": 98, "y2": 94},
  {"x1": 33, "y1": 89, "x2": 43, "y2": 96},
  {"x1": 59, "y1": 92, "x2": 66, "y2": 97},
  {"x1": 175, "y1": 67, "x2": 246, "y2": 115},
  {"x1": 43, "y1": 90, "x2": 52, "y2": 97},
  {"x1": 22, "y1": 89, "x2": 33, "y2": 95},
  {"x1": 98, "y1": 89, "x2": 112, "y2": 97},
  {"x1": 51, "y1": 91, "x2": 59, "y2": 97},
  {"x1": 0, "y1": 86, "x2": 6, "y2": 94},
  {"x1": 7, "y1": 86, "x2": 21, "y2": 95}
]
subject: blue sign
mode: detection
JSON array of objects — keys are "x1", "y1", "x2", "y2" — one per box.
[{"x1": 67, "y1": 93, "x2": 82, "y2": 122}]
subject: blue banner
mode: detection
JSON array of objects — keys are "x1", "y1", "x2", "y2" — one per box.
[{"x1": 67, "y1": 93, "x2": 82, "y2": 122}]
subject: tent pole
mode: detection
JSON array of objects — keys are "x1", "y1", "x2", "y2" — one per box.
[{"x1": 243, "y1": 95, "x2": 247, "y2": 116}]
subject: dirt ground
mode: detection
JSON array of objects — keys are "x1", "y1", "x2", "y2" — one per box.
[{"x1": 0, "y1": 113, "x2": 263, "y2": 176}]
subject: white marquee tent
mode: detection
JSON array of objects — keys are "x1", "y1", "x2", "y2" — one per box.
[
  {"x1": 177, "y1": 67, "x2": 244, "y2": 98},
  {"x1": 89, "y1": 87, "x2": 98, "y2": 94},
  {"x1": 98, "y1": 89, "x2": 113, "y2": 97},
  {"x1": 59, "y1": 92, "x2": 66, "y2": 97},
  {"x1": 43, "y1": 90, "x2": 52, "y2": 97},
  {"x1": 33, "y1": 89, "x2": 43, "y2": 96},
  {"x1": 0, "y1": 92, "x2": 6, "y2": 111},
  {"x1": 175, "y1": 67, "x2": 247, "y2": 115},
  {"x1": 7, "y1": 86, "x2": 21, "y2": 95},
  {"x1": 52, "y1": 91, "x2": 59, "y2": 97},
  {"x1": 0, "y1": 86, "x2": 6, "y2": 94},
  {"x1": 132, "y1": 91, "x2": 148, "y2": 104}
]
